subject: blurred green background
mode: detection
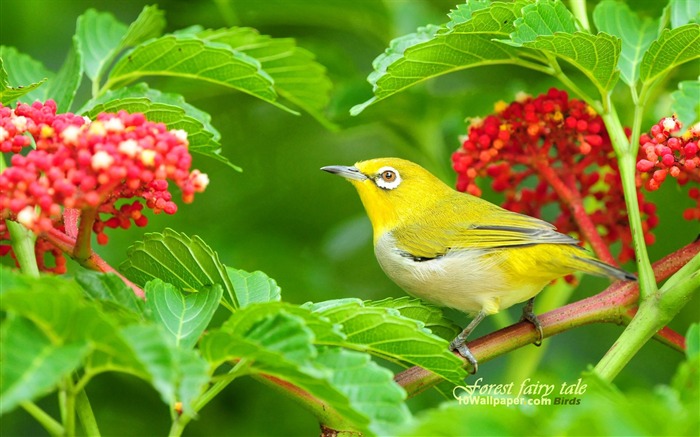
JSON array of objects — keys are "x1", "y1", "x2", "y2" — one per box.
[{"x1": 1, "y1": 0, "x2": 698, "y2": 435}]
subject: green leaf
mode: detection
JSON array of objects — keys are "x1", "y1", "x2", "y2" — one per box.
[
  {"x1": 0, "y1": 317, "x2": 89, "y2": 414},
  {"x1": 672, "y1": 79, "x2": 700, "y2": 129},
  {"x1": 145, "y1": 279, "x2": 223, "y2": 349},
  {"x1": 75, "y1": 270, "x2": 146, "y2": 320},
  {"x1": 307, "y1": 299, "x2": 467, "y2": 385},
  {"x1": 196, "y1": 27, "x2": 333, "y2": 123},
  {"x1": 227, "y1": 267, "x2": 281, "y2": 308},
  {"x1": 200, "y1": 311, "x2": 371, "y2": 433},
  {"x1": 593, "y1": 0, "x2": 658, "y2": 87},
  {"x1": 315, "y1": 347, "x2": 411, "y2": 436},
  {"x1": 76, "y1": 9, "x2": 128, "y2": 81},
  {"x1": 351, "y1": 2, "x2": 524, "y2": 115},
  {"x1": 0, "y1": 46, "x2": 52, "y2": 104},
  {"x1": 120, "y1": 229, "x2": 237, "y2": 309},
  {"x1": 367, "y1": 297, "x2": 461, "y2": 341},
  {"x1": 76, "y1": 6, "x2": 165, "y2": 83},
  {"x1": 0, "y1": 58, "x2": 46, "y2": 105},
  {"x1": 670, "y1": 0, "x2": 700, "y2": 29},
  {"x1": 43, "y1": 36, "x2": 83, "y2": 112},
  {"x1": 686, "y1": 323, "x2": 700, "y2": 359},
  {"x1": 79, "y1": 84, "x2": 238, "y2": 170},
  {"x1": 510, "y1": 0, "x2": 621, "y2": 96},
  {"x1": 639, "y1": 24, "x2": 700, "y2": 89},
  {"x1": 104, "y1": 35, "x2": 294, "y2": 113}
]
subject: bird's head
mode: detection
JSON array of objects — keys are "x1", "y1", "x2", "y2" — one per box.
[{"x1": 322, "y1": 158, "x2": 452, "y2": 238}]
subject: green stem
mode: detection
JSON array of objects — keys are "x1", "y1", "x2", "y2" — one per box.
[
  {"x1": 594, "y1": 255, "x2": 700, "y2": 381},
  {"x1": 76, "y1": 387, "x2": 101, "y2": 437},
  {"x1": 169, "y1": 359, "x2": 252, "y2": 437},
  {"x1": 6, "y1": 220, "x2": 40, "y2": 277},
  {"x1": 602, "y1": 109, "x2": 656, "y2": 296},
  {"x1": 569, "y1": 0, "x2": 590, "y2": 31},
  {"x1": 548, "y1": 55, "x2": 602, "y2": 113},
  {"x1": 21, "y1": 401, "x2": 64, "y2": 437},
  {"x1": 74, "y1": 208, "x2": 97, "y2": 262},
  {"x1": 59, "y1": 377, "x2": 76, "y2": 437}
]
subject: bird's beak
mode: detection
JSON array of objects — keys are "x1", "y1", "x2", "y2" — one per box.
[{"x1": 321, "y1": 165, "x2": 368, "y2": 182}]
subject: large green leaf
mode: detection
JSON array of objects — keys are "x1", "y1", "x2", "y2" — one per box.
[
  {"x1": 0, "y1": 46, "x2": 52, "y2": 104},
  {"x1": 367, "y1": 297, "x2": 461, "y2": 341},
  {"x1": 672, "y1": 79, "x2": 700, "y2": 129},
  {"x1": 0, "y1": 317, "x2": 88, "y2": 414},
  {"x1": 76, "y1": 6, "x2": 165, "y2": 83},
  {"x1": 196, "y1": 27, "x2": 332, "y2": 123},
  {"x1": 226, "y1": 267, "x2": 281, "y2": 308},
  {"x1": 200, "y1": 311, "x2": 371, "y2": 434},
  {"x1": 351, "y1": 1, "x2": 524, "y2": 115},
  {"x1": 307, "y1": 299, "x2": 467, "y2": 385},
  {"x1": 104, "y1": 35, "x2": 293, "y2": 113},
  {"x1": 80, "y1": 84, "x2": 237, "y2": 170},
  {"x1": 593, "y1": 0, "x2": 658, "y2": 87},
  {"x1": 0, "y1": 58, "x2": 46, "y2": 105},
  {"x1": 120, "y1": 229, "x2": 237, "y2": 309},
  {"x1": 510, "y1": 0, "x2": 621, "y2": 96},
  {"x1": 145, "y1": 279, "x2": 223, "y2": 349},
  {"x1": 639, "y1": 24, "x2": 700, "y2": 90}
]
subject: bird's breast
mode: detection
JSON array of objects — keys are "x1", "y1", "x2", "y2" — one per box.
[{"x1": 374, "y1": 232, "x2": 543, "y2": 315}]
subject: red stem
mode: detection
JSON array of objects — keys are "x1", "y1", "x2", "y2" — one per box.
[
  {"x1": 42, "y1": 227, "x2": 145, "y2": 298},
  {"x1": 533, "y1": 159, "x2": 617, "y2": 264}
]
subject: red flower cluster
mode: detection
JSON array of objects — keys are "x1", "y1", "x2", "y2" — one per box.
[
  {"x1": 636, "y1": 116, "x2": 699, "y2": 221},
  {"x1": 0, "y1": 100, "x2": 209, "y2": 272},
  {"x1": 451, "y1": 88, "x2": 656, "y2": 263}
]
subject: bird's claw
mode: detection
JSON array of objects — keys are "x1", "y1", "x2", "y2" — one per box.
[
  {"x1": 520, "y1": 309, "x2": 543, "y2": 347},
  {"x1": 451, "y1": 340, "x2": 478, "y2": 374}
]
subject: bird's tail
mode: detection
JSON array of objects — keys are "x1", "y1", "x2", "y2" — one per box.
[{"x1": 572, "y1": 255, "x2": 637, "y2": 281}]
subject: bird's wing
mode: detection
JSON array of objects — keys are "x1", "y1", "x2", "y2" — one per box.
[{"x1": 391, "y1": 196, "x2": 579, "y2": 260}]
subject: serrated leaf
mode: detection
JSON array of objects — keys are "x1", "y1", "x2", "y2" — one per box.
[
  {"x1": 200, "y1": 312, "x2": 370, "y2": 433},
  {"x1": 145, "y1": 279, "x2": 222, "y2": 349},
  {"x1": 593, "y1": 0, "x2": 658, "y2": 86},
  {"x1": 104, "y1": 35, "x2": 294, "y2": 113},
  {"x1": 43, "y1": 36, "x2": 83, "y2": 112},
  {"x1": 315, "y1": 347, "x2": 411, "y2": 436},
  {"x1": 0, "y1": 317, "x2": 88, "y2": 414},
  {"x1": 227, "y1": 267, "x2": 281, "y2": 308},
  {"x1": 510, "y1": 1, "x2": 621, "y2": 96},
  {"x1": 120, "y1": 229, "x2": 237, "y2": 309},
  {"x1": 640, "y1": 24, "x2": 700, "y2": 88},
  {"x1": 447, "y1": 0, "x2": 491, "y2": 26},
  {"x1": 351, "y1": 2, "x2": 523, "y2": 115},
  {"x1": 197, "y1": 27, "x2": 332, "y2": 123},
  {"x1": 0, "y1": 58, "x2": 46, "y2": 105},
  {"x1": 76, "y1": 6, "x2": 165, "y2": 83},
  {"x1": 307, "y1": 299, "x2": 467, "y2": 385},
  {"x1": 367, "y1": 297, "x2": 461, "y2": 341},
  {"x1": 80, "y1": 85, "x2": 238, "y2": 170},
  {"x1": 670, "y1": 0, "x2": 700, "y2": 29},
  {"x1": 0, "y1": 46, "x2": 53, "y2": 104},
  {"x1": 672, "y1": 79, "x2": 700, "y2": 129},
  {"x1": 75, "y1": 270, "x2": 146, "y2": 320}
]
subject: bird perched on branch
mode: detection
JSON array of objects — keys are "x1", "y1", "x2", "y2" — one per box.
[{"x1": 322, "y1": 157, "x2": 635, "y2": 372}]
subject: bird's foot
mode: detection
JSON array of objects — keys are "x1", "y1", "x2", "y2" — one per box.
[
  {"x1": 520, "y1": 302, "x2": 543, "y2": 347},
  {"x1": 450, "y1": 338, "x2": 478, "y2": 374}
]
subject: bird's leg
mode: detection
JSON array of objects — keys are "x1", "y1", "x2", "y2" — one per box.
[
  {"x1": 450, "y1": 311, "x2": 487, "y2": 374},
  {"x1": 519, "y1": 297, "x2": 543, "y2": 346}
]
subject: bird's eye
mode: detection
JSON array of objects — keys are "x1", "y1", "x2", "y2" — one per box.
[
  {"x1": 375, "y1": 166, "x2": 401, "y2": 190},
  {"x1": 381, "y1": 170, "x2": 396, "y2": 182}
]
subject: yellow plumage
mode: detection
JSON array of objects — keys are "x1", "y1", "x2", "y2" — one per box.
[{"x1": 322, "y1": 157, "x2": 635, "y2": 372}]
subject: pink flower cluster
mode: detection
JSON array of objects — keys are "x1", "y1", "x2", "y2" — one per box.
[
  {"x1": 1, "y1": 100, "x2": 209, "y2": 271},
  {"x1": 636, "y1": 116, "x2": 700, "y2": 221}
]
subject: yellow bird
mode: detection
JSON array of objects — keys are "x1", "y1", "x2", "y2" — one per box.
[{"x1": 322, "y1": 157, "x2": 635, "y2": 372}]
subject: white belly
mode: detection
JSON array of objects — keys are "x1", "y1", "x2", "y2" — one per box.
[{"x1": 374, "y1": 233, "x2": 543, "y2": 315}]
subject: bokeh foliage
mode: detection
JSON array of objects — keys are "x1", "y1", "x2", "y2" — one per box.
[{"x1": 1, "y1": 0, "x2": 698, "y2": 435}]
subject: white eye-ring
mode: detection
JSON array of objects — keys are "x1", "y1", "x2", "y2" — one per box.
[{"x1": 375, "y1": 166, "x2": 402, "y2": 190}]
